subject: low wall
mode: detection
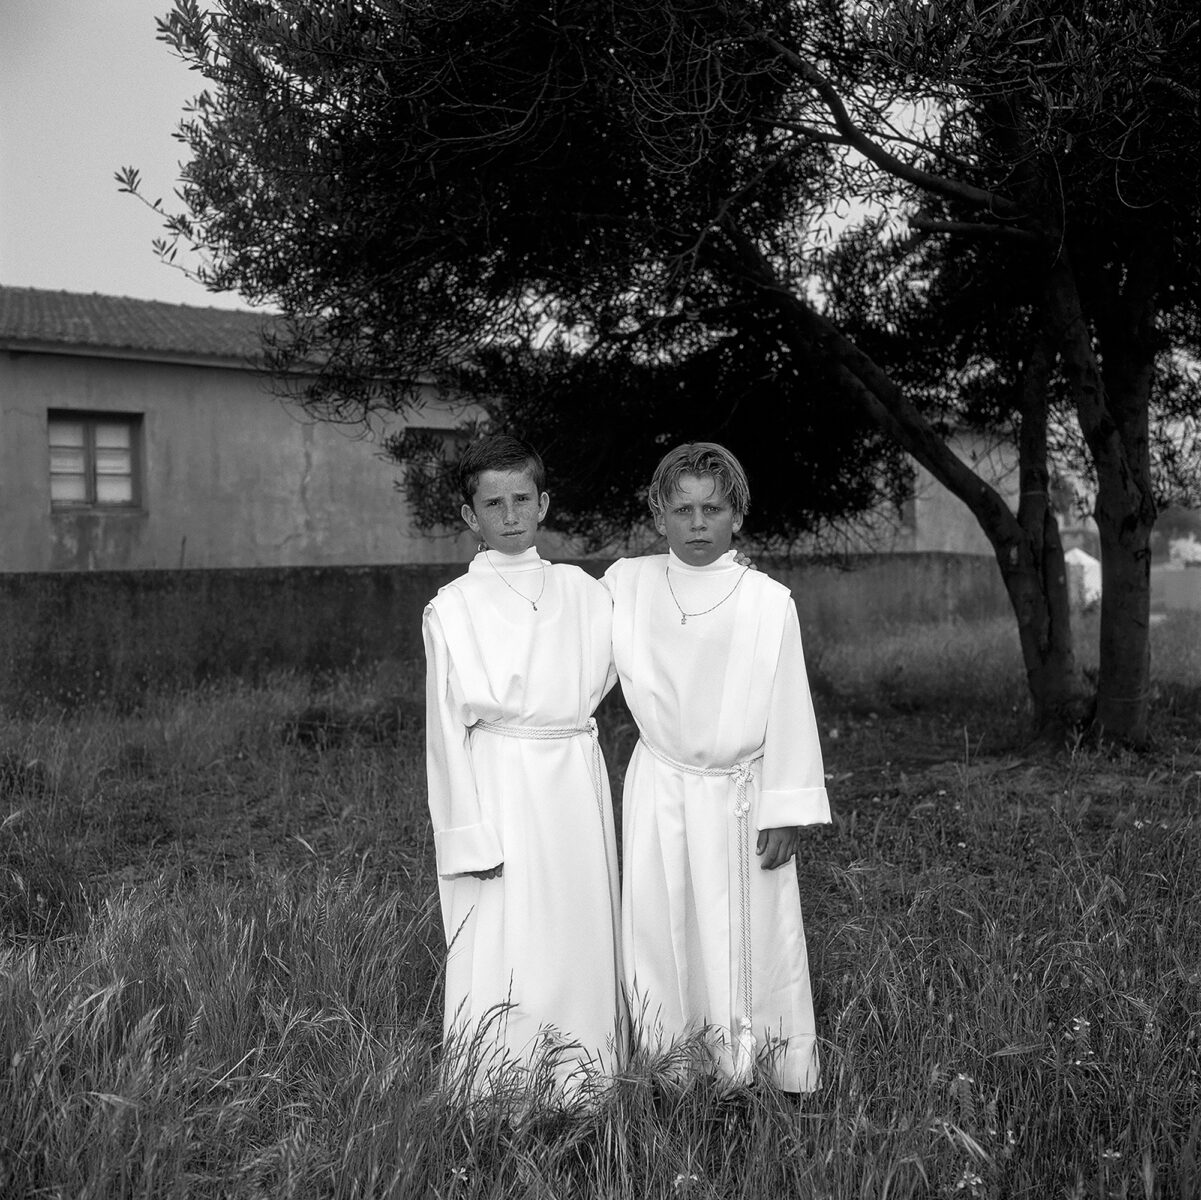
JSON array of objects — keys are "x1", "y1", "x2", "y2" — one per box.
[
  {"x1": 770, "y1": 552, "x2": 1011, "y2": 632},
  {"x1": 0, "y1": 553, "x2": 1011, "y2": 709},
  {"x1": 1158, "y1": 566, "x2": 1201, "y2": 613}
]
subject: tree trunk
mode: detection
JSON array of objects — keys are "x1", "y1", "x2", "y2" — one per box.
[
  {"x1": 993, "y1": 529, "x2": 1082, "y2": 736},
  {"x1": 1091, "y1": 357, "x2": 1156, "y2": 748},
  {"x1": 1093, "y1": 497, "x2": 1152, "y2": 745},
  {"x1": 1000, "y1": 329, "x2": 1086, "y2": 736},
  {"x1": 807, "y1": 304, "x2": 1086, "y2": 736},
  {"x1": 1048, "y1": 255, "x2": 1157, "y2": 746},
  {"x1": 721, "y1": 226, "x2": 1091, "y2": 739}
]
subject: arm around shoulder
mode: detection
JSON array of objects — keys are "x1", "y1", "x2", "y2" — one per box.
[{"x1": 599, "y1": 556, "x2": 631, "y2": 600}]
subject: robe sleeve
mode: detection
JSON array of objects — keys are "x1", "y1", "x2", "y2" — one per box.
[
  {"x1": 758, "y1": 599, "x2": 831, "y2": 830},
  {"x1": 422, "y1": 603, "x2": 503, "y2": 876}
]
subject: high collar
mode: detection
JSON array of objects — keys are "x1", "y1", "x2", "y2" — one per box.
[
  {"x1": 666, "y1": 548, "x2": 740, "y2": 575},
  {"x1": 470, "y1": 546, "x2": 544, "y2": 573}
]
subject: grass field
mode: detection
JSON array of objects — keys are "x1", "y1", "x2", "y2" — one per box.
[{"x1": 1, "y1": 613, "x2": 1199, "y2": 1198}]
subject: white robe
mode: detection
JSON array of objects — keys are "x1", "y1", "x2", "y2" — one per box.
[
  {"x1": 604, "y1": 550, "x2": 830, "y2": 1091},
  {"x1": 423, "y1": 548, "x2": 621, "y2": 1094}
]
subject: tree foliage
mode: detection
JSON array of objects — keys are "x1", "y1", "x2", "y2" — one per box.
[
  {"x1": 390, "y1": 333, "x2": 910, "y2": 553},
  {"x1": 129, "y1": 0, "x2": 1200, "y2": 742},
  {"x1": 141, "y1": 2, "x2": 829, "y2": 409}
]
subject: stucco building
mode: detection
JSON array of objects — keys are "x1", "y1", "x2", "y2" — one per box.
[
  {"x1": 0, "y1": 286, "x2": 479, "y2": 571},
  {"x1": 4, "y1": 285, "x2": 1119, "y2": 576}
]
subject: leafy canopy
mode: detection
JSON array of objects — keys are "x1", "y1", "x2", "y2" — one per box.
[{"x1": 134, "y1": 0, "x2": 1199, "y2": 547}]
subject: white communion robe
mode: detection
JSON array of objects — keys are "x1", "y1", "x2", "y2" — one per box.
[
  {"x1": 603, "y1": 550, "x2": 830, "y2": 1091},
  {"x1": 423, "y1": 548, "x2": 622, "y2": 1095}
]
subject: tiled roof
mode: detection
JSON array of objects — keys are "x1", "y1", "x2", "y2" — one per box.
[{"x1": 0, "y1": 286, "x2": 277, "y2": 362}]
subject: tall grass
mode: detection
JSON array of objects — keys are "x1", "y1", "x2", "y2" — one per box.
[
  {"x1": 807, "y1": 616, "x2": 1029, "y2": 718},
  {"x1": 1, "y1": 617, "x2": 1198, "y2": 1197}
]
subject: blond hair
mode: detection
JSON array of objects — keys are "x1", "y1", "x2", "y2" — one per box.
[{"x1": 647, "y1": 442, "x2": 750, "y2": 518}]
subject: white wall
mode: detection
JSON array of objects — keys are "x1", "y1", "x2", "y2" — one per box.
[{"x1": 0, "y1": 350, "x2": 482, "y2": 570}]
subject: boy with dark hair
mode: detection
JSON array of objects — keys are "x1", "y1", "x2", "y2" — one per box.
[
  {"x1": 604, "y1": 441, "x2": 830, "y2": 1091},
  {"x1": 423, "y1": 435, "x2": 621, "y2": 1098}
]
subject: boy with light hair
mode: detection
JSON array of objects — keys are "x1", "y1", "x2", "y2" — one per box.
[
  {"x1": 423, "y1": 435, "x2": 621, "y2": 1098},
  {"x1": 603, "y1": 441, "x2": 830, "y2": 1090}
]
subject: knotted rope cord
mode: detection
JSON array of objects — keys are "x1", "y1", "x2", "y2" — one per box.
[
  {"x1": 472, "y1": 718, "x2": 604, "y2": 823},
  {"x1": 640, "y1": 738, "x2": 762, "y2": 1081}
]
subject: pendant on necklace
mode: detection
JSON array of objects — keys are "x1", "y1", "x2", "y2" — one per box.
[
  {"x1": 680, "y1": 615, "x2": 687, "y2": 625},
  {"x1": 532, "y1": 603, "x2": 538, "y2": 612}
]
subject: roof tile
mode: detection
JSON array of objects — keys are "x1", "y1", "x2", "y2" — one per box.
[{"x1": 0, "y1": 286, "x2": 276, "y2": 361}]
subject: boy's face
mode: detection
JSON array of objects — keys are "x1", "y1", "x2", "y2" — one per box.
[
  {"x1": 654, "y1": 472, "x2": 743, "y2": 567},
  {"x1": 461, "y1": 467, "x2": 549, "y2": 555}
]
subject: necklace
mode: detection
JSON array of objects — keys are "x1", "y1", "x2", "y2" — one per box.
[
  {"x1": 665, "y1": 564, "x2": 750, "y2": 625},
  {"x1": 484, "y1": 549, "x2": 547, "y2": 611}
]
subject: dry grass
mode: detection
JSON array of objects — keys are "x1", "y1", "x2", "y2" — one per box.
[{"x1": 1, "y1": 615, "x2": 1198, "y2": 1198}]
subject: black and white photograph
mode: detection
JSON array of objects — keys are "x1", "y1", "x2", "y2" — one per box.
[{"x1": 2, "y1": 2, "x2": 1198, "y2": 1196}]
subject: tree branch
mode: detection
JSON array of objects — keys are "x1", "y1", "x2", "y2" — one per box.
[
  {"x1": 753, "y1": 116, "x2": 847, "y2": 144},
  {"x1": 910, "y1": 213, "x2": 1042, "y2": 244},
  {"x1": 757, "y1": 115, "x2": 984, "y2": 178},
  {"x1": 715, "y1": 220, "x2": 1024, "y2": 549},
  {"x1": 749, "y1": 29, "x2": 1023, "y2": 221},
  {"x1": 1043, "y1": 257, "x2": 1151, "y2": 521}
]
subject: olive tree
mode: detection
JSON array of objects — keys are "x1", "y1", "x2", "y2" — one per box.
[{"x1": 125, "y1": 0, "x2": 1200, "y2": 743}]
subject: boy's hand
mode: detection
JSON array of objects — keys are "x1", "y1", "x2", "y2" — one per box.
[
  {"x1": 466, "y1": 863, "x2": 503, "y2": 880},
  {"x1": 733, "y1": 550, "x2": 758, "y2": 571},
  {"x1": 756, "y1": 827, "x2": 798, "y2": 870}
]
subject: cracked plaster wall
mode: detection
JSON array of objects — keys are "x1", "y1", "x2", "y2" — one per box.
[{"x1": 1, "y1": 350, "x2": 478, "y2": 572}]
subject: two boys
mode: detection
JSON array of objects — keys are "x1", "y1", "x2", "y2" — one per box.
[{"x1": 424, "y1": 436, "x2": 829, "y2": 1095}]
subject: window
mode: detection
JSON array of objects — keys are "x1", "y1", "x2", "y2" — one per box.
[{"x1": 48, "y1": 412, "x2": 143, "y2": 508}]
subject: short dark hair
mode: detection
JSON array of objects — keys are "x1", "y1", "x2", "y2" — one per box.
[
  {"x1": 457, "y1": 435, "x2": 546, "y2": 507},
  {"x1": 648, "y1": 442, "x2": 751, "y2": 518}
]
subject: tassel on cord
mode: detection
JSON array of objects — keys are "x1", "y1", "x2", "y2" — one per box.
[{"x1": 733, "y1": 1017, "x2": 757, "y2": 1084}]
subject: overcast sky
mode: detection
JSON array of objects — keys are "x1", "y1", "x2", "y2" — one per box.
[{"x1": 1, "y1": 0, "x2": 248, "y2": 310}]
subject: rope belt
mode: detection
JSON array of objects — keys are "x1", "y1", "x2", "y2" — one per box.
[
  {"x1": 471, "y1": 718, "x2": 604, "y2": 824},
  {"x1": 639, "y1": 738, "x2": 763, "y2": 1082}
]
